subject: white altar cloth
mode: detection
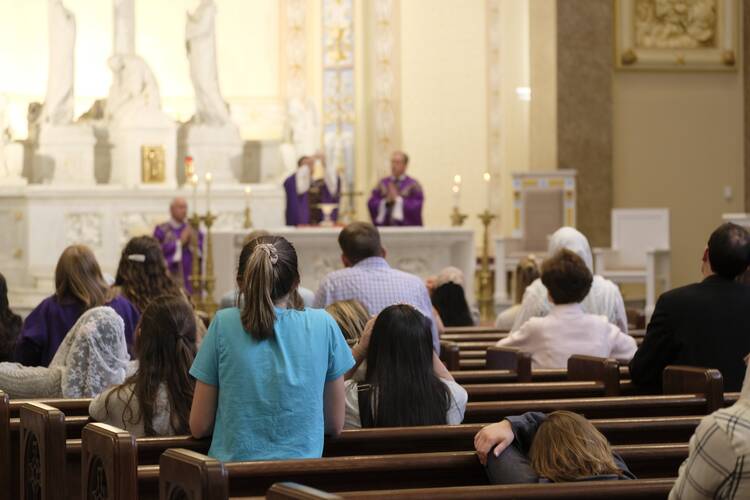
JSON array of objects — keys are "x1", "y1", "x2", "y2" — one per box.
[{"x1": 212, "y1": 227, "x2": 476, "y2": 306}]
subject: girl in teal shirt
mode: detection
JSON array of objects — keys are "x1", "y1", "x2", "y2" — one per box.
[{"x1": 189, "y1": 236, "x2": 354, "y2": 461}]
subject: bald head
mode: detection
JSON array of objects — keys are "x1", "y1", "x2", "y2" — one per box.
[
  {"x1": 170, "y1": 197, "x2": 188, "y2": 223},
  {"x1": 390, "y1": 151, "x2": 409, "y2": 178}
]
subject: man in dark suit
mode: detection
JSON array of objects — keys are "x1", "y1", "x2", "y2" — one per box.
[{"x1": 630, "y1": 223, "x2": 750, "y2": 392}]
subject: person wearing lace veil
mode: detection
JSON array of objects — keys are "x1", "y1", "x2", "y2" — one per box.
[
  {"x1": 0, "y1": 307, "x2": 129, "y2": 398},
  {"x1": 510, "y1": 227, "x2": 628, "y2": 334}
]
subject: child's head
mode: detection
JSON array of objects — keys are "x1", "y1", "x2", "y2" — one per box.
[
  {"x1": 325, "y1": 299, "x2": 370, "y2": 342},
  {"x1": 529, "y1": 411, "x2": 621, "y2": 482},
  {"x1": 515, "y1": 256, "x2": 541, "y2": 304},
  {"x1": 541, "y1": 249, "x2": 593, "y2": 305}
]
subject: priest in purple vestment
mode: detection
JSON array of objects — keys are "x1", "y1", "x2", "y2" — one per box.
[
  {"x1": 153, "y1": 198, "x2": 203, "y2": 292},
  {"x1": 367, "y1": 151, "x2": 424, "y2": 226},
  {"x1": 284, "y1": 155, "x2": 340, "y2": 226}
]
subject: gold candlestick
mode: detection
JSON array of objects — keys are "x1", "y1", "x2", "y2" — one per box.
[
  {"x1": 243, "y1": 187, "x2": 253, "y2": 229},
  {"x1": 478, "y1": 210, "x2": 497, "y2": 323},
  {"x1": 450, "y1": 207, "x2": 468, "y2": 227},
  {"x1": 339, "y1": 190, "x2": 363, "y2": 224},
  {"x1": 188, "y1": 212, "x2": 203, "y2": 310},
  {"x1": 201, "y1": 211, "x2": 218, "y2": 317}
]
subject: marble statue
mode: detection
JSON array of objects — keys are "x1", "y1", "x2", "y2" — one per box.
[
  {"x1": 186, "y1": 0, "x2": 231, "y2": 126},
  {"x1": 113, "y1": 0, "x2": 135, "y2": 55},
  {"x1": 0, "y1": 96, "x2": 29, "y2": 186},
  {"x1": 636, "y1": 0, "x2": 717, "y2": 49},
  {"x1": 280, "y1": 97, "x2": 321, "y2": 175},
  {"x1": 106, "y1": 54, "x2": 163, "y2": 123},
  {"x1": 41, "y1": 0, "x2": 76, "y2": 125}
]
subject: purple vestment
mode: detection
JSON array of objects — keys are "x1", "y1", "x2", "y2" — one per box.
[
  {"x1": 284, "y1": 173, "x2": 340, "y2": 226},
  {"x1": 14, "y1": 295, "x2": 140, "y2": 367},
  {"x1": 367, "y1": 175, "x2": 424, "y2": 226},
  {"x1": 153, "y1": 221, "x2": 204, "y2": 292}
]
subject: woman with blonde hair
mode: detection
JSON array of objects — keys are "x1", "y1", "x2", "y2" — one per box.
[
  {"x1": 474, "y1": 410, "x2": 635, "y2": 484},
  {"x1": 495, "y1": 256, "x2": 540, "y2": 330},
  {"x1": 325, "y1": 300, "x2": 370, "y2": 343},
  {"x1": 189, "y1": 235, "x2": 353, "y2": 461},
  {"x1": 15, "y1": 245, "x2": 140, "y2": 366}
]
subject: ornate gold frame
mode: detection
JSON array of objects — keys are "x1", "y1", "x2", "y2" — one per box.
[{"x1": 615, "y1": 0, "x2": 739, "y2": 71}]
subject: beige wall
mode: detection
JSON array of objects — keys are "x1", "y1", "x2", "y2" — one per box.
[
  {"x1": 613, "y1": 72, "x2": 745, "y2": 288},
  {"x1": 399, "y1": 0, "x2": 488, "y2": 234}
]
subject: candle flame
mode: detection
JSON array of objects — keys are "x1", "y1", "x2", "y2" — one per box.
[
  {"x1": 205, "y1": 172, "x2": 213, "y2": 183},
  {"x1": 453, "y1": 174, "x2": 462, "y2": 184},
  {"x1": 191, "y1": 174, "x2": 199, "y2": 185},
  {"x1": 245, "y1": 186, "x2": 251, "y2": 194},
  {"x1": 452, "y1": 185, "x2": 460, "y2": 193},
  {"x1": 483, "y1": 172, "x2": 491, "y2": 182}
]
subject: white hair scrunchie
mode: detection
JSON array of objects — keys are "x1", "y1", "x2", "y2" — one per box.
[
  {"x1": 257, "y1": 243, "x2": 279, "y2": 265},
  {"x1": 127, "y1": 254, "x2": 146, "y2": 263}
]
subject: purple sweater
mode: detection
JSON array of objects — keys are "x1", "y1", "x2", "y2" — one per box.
[{"x1": 14, "y1": 295, "x2": 140, "y2": 367}]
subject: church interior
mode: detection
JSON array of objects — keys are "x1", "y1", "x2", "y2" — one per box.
[{"x1": 1, "y1": 0, "x2": 749, "y2": 498}]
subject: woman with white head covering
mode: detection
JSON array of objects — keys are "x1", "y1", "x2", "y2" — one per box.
[
  {"x1": 510, "y1": 227, "x2": 628, "y2": 333},
  {"x1": 0, "y1": 307, "x2": 129, "y2": 398},
  {"x1": 669, "y1": 358, "x2": 750, "y2": 499}
]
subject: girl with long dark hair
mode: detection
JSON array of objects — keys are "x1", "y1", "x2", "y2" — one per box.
[
  {"x1": 431, "y1": 282, "x2": 474, "y2": 327},
  {"x1": 89, "y1": 295, "x2": 197, "y2": 436},
  {"x1": 0, "y1": 273, "x2": 22, "y2": 361},
  {"x1": 344, "y1": 304, "x2": 467, "y2": 428},
  {"x1": 189, "y1": 236, "x2": 353, "y2": 461}
]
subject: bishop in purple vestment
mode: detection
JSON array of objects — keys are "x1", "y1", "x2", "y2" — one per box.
[
  {"x1": 284, "y1": 155, "x2": 340, "y2": 226},
  {"x1": 367, "y1": 151, "x2": 424, "y2": 226},
  {"x1": 153, "y1": 197, "x2": 203, "y2": 292}
]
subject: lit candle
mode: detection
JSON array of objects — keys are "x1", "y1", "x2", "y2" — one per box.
[
  {"x1": 483, "y1": 172, "x2": 491, "y2": 210},
  {"x1": 205, "y1": 172, "x2": 213, "y2": 213},
  {"x1": 191, "y1": 174, "x2": 199, "y2": 214},
  {"x1": 452, "y1": 184, "x2": 460, "y2": 208},
  {"x1": 244, "y1": 186, "x2": 251, "y2": 209},
  {"x1": 184, "y1": 156, "x2": 194, "y2": 180}
]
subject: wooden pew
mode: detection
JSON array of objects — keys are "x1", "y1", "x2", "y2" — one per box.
[
  {"x1": 463, "y1": 366, "x2": 723, "y2": 423},
  {"x1": 268, "y1": 479, "x2": 676, "y2": 500},
  {"x1": 158, "y1": 443, "x2": 687, "y2": 499}
]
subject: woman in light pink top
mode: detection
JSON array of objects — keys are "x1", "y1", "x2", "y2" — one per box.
[{"x1": 497, "y1": 249, "x2": 636, "y2": 369}]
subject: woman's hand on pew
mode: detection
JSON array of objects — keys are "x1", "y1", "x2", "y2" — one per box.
[{"x1": 474, "y1": 420, "x2": 515, "y2": 466}]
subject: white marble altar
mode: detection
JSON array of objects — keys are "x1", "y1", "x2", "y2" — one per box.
[
  {"x1": 2, "y1": 184, "x2": 285, "y2": 311},
  {"x1": 213, "y1": 227, "x2": 476, "y2": 306}
]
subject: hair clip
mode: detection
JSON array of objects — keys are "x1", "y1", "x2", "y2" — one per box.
[
  {"x1": 258, "y1": 243, "x2": 279, "y2": 265},
  {"x1": 127, "y1": 254, "x2": 146, "y2": 263}
]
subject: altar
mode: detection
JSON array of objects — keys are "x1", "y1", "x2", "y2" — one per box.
[
  {"x1": 2, "y1": 184, "x2": 285, "y2": 311},
  {"x1": 212, "y1": 227, "x2": 477, "y2": 306}
]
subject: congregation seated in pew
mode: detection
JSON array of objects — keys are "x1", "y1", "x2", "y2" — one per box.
[
  {"x1": 188, "y1": 235, "x2": 354, "y2": 461},
  {"x1": 476, "y1": 410, "x2": 635, "y2": 484},
  {"x1": 631, "y1": 222, "x2": 750, "y2": 392},
  {"x1": 343, "y1": 304, "x2": 467, "y2": 429},
  {"x1": 14, "y1": 244, "x2": 140, "y2": 366},
  {"x1": 0, "y1": 306, "x2": 129, "y2": 398},
  {"x1": 0, "y1": 272, "x2": 22, "y2": 362},
  {"x1": 669, "y1": 358, "x2": 750, "y2": 498},
  {"x1": 511, "y1": 227, "x2": 629, "y2": 334},
  {"x1": 89, "y1": 295, "x2": 197, "y2": 437},
  {"x1": 430, "y1": 266, "x2": 476, "y2": 327},
  {"x1": 495, "y1": 255, "x2": 540, "y2": 330},
  {"x1": 496, "y1": 249, "x2": 637, "y2": 369}
]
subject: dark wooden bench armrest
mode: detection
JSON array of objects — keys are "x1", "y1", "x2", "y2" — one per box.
[
  {"x1": 568, "y1": 355, "x2": 621, "y2": 396},
  {"x1": 485, "y1": 347, "x2": 531, "y2": 382},
  {"x1": 439, "y1": 341, "x2": 460, "y2": 371},
  {"x1": 663, "y1": 366, "x2": 724, "y2": 413}
]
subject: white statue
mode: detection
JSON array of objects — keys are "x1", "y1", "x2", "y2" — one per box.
[
  {"x1": 113, "y1": 0, "x2": 135, "y2": 55},
  {"x1": 41, "y1": 0, "x2": 76, "y2": 125},
  {"x1": 186, "y1": 0, "x2": 231, "y2": 126},
  {"x1": 0, "y1": 95, "x2": 28, "y2": 186},
  {"x1": 280, "y1": 97, "x2": 321, "y2": 174},
  {"x1": 106, "y1": 54, "x2": 163, "y2": 123}
]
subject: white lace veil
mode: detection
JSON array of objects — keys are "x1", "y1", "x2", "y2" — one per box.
[{"x1": 51, "y1": 306, "x2": 130, "y2": 397}]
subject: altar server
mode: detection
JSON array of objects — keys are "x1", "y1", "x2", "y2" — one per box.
[
  {"x1": 284, "y1": 154, "x2": 340, "y2": 226},
  {"x1": 154, "y1": 198, "x2": 203, "y2": 292},
  {"x1": 367, "y1": 151, "x2": 424, "y2": 226}
]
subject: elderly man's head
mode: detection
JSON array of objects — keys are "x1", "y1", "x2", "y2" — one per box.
[
  {"x1": 390, "y1": 151, "x2": 409, "y2": 178},
  {"x1": 170, "y1": 197, "x2": 188, "y2": 223}
]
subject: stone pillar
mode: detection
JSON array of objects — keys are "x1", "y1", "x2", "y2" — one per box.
[{"x1": 556, "y1": 0, "x2": 613, "y2": 246}]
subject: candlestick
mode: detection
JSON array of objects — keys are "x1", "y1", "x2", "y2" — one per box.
[
  {"x1": 483, "y1": 172, "x2": 491, "y2": 210},
  {"x1": 201, "y1": 211, "x2": 218, "y2": 317},
  {"x1": 478, "y1": 210, "x2": 497, "y2": 323},
  {"x1": 191, "y1": 174, "x2": 199, "y2": 214},
  {"x1": 244, "y1": 186, "x2": 253, "y2": 229},
  {"x1": 451, "y1": 184, "x2": 461, "y2": 209},
  {"x1": 205, "y1": 172, "x2": 212, "y2": 213}
]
